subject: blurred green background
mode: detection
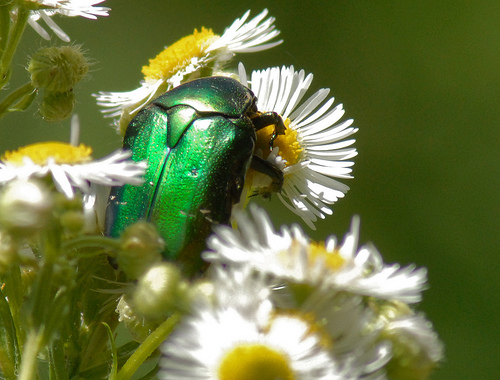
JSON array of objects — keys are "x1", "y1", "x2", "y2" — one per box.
[{"x1": 1, "y1": 1, "x2": 499, "y2": 379}]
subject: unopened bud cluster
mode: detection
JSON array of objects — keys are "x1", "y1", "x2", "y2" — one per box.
[{"x1": 28, "y1": 45, "x2": 89, "y2": 121}]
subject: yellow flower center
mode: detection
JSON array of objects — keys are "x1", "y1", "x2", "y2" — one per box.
[
  {"x1": 2, "y1": 142, "x2": 93, "y2": 165},
  {"x1": 218, "y1": 343, "x2": 295, "y2": 380},
  {"x1": 308, "y1": 242, "x2": 345, "y2": 272},
  {"x1": 142, "y1": 27, "x2": 220, "y2": 82},
  {"x1": 255, "y1": 119, "x2": 303, "y2": 166}
]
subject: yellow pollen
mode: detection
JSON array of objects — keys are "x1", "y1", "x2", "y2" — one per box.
[
  {"x1": 142, "y1": 27, "x2": 220, "y2": 82},
  {"x1": 2, "y1": 142, "x2": 93, "y2": 165},
  {"x1": 308, "y1": 242, "x2": 345, "y2": 272},
  {"x1": 218, "y1": 343, "x2": 295, "y2": 380},
  {"x1": 255, "y1": 118, "x2": 303, "y2": 166}
]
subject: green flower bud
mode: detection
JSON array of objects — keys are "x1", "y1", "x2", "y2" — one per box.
[
  {"x1": 39, "y1": 90, "x2": 75, "y2": 122},
  {"x1": 28, "y1": 45, "x2": 89, "y2": 92},
  {"x1": 131, "y1": 262, "x2": 183, "y2": 319},
  {"x1": 60, "y1": 210, "x2": 85, "y2": 233},
  {"x1": 0, "y1": 179, "x2": 53, "y2": 237},
  {"x1": 117, "y1": 221, "x2": 164, "y2": 279}
]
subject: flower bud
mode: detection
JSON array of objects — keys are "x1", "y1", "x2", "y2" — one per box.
[
  {"x1": 131, "y1": 262, "x2": 182, "y2": 319},
  {"x1": 60, "y1": 210, "x2": 85, "y2": 233},
  {"x1": 0, "y1": 180, "x2": 53, "y2": 237},
  {"x1": 117, "y1": 221, "x2": 164, "y2": 279},
  {"x1": 39, "y1": 90, "x2": 75, "y2": 122},
  {"x1": 28, "y1": 45, "x2": 89, "y2": 92}
]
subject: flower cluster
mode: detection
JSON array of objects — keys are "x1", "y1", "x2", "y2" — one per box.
[
  {"x1": 0, "y1": 4, "x2": 443, "y2": 380},
  {"x1": 158, "y1": 206, "x2": 443, "y2": 379}
]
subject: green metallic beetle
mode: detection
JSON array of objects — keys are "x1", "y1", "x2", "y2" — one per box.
[{"x1": 106, "y1": 76, "x2": 285, "y2": 276}]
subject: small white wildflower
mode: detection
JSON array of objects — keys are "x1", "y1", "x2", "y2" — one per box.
[
  {"x1": 160, "y1": 267, "x2": 340, "y2": 380},
  {"x1": 241, "y1": 64, "x2": 358, "y2": 229},
  {"x1": 204, "y1": 206, "x2": 428, "y2": 303},
  {"x1": 0, "y1": 145, "x2": 146, "y2": 199},
  {"x1": 95, "y1": 9, "x2": 282, "y2": 134}
]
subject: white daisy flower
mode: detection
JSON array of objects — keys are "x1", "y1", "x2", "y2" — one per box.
[
  {"x1": 240, "y1": 64, "x2": 358, "y2": 229},
  {"x1": 204, "y1": 206, "x2": 428, "y2": 303},
  {"x1": 0, "y1": 145, "x2": 146, "y2": 199},
  {"x1": 160, "y1": 268, "x2": 341, "y2": 380},
  {"x1": 0, "y1": 116, "x2": 146, "y2": 199},
  {"x1": 204, "y1": 205, "x2": 310, "y2": 281},
  {"x1": 13, "y1": 1, "x2": 110, "y2": 42},
  {"x1": 94, "y1": 9, "x2": 282, "y2": 134}
]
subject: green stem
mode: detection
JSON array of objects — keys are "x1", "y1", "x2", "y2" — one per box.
[
  {"x1": 0, "y1": 5, "x2": 11, "y2": 59},
  {"x1": 62, "y1": 235, "x2": 121, "y2": 254},
  {"x1": 18, "y1": 330, "x2": 44, "y2": 380},
  {"x1": 0, "y1": 82, "x2": 35, "y2": 118},
  {"x1": 30, "y1": 261, "x2": 55, "y2": 331},
  {"x1": 42, "y1": 218, "x2": 62, "y2": 264},
  {"x1": 116, "y1": 313, "x2": 182, "y2": 380},
  {"x1": 0, "y1": 5, "x2": 29, "y2": 90}
]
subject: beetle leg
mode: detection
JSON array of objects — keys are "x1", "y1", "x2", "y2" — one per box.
[
  {"x1": 250, "y1": 112, "x2": 286, "y2": 149},
  {"x1": 250, "y1": 155, "x2": 284, "y2": 195}
]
